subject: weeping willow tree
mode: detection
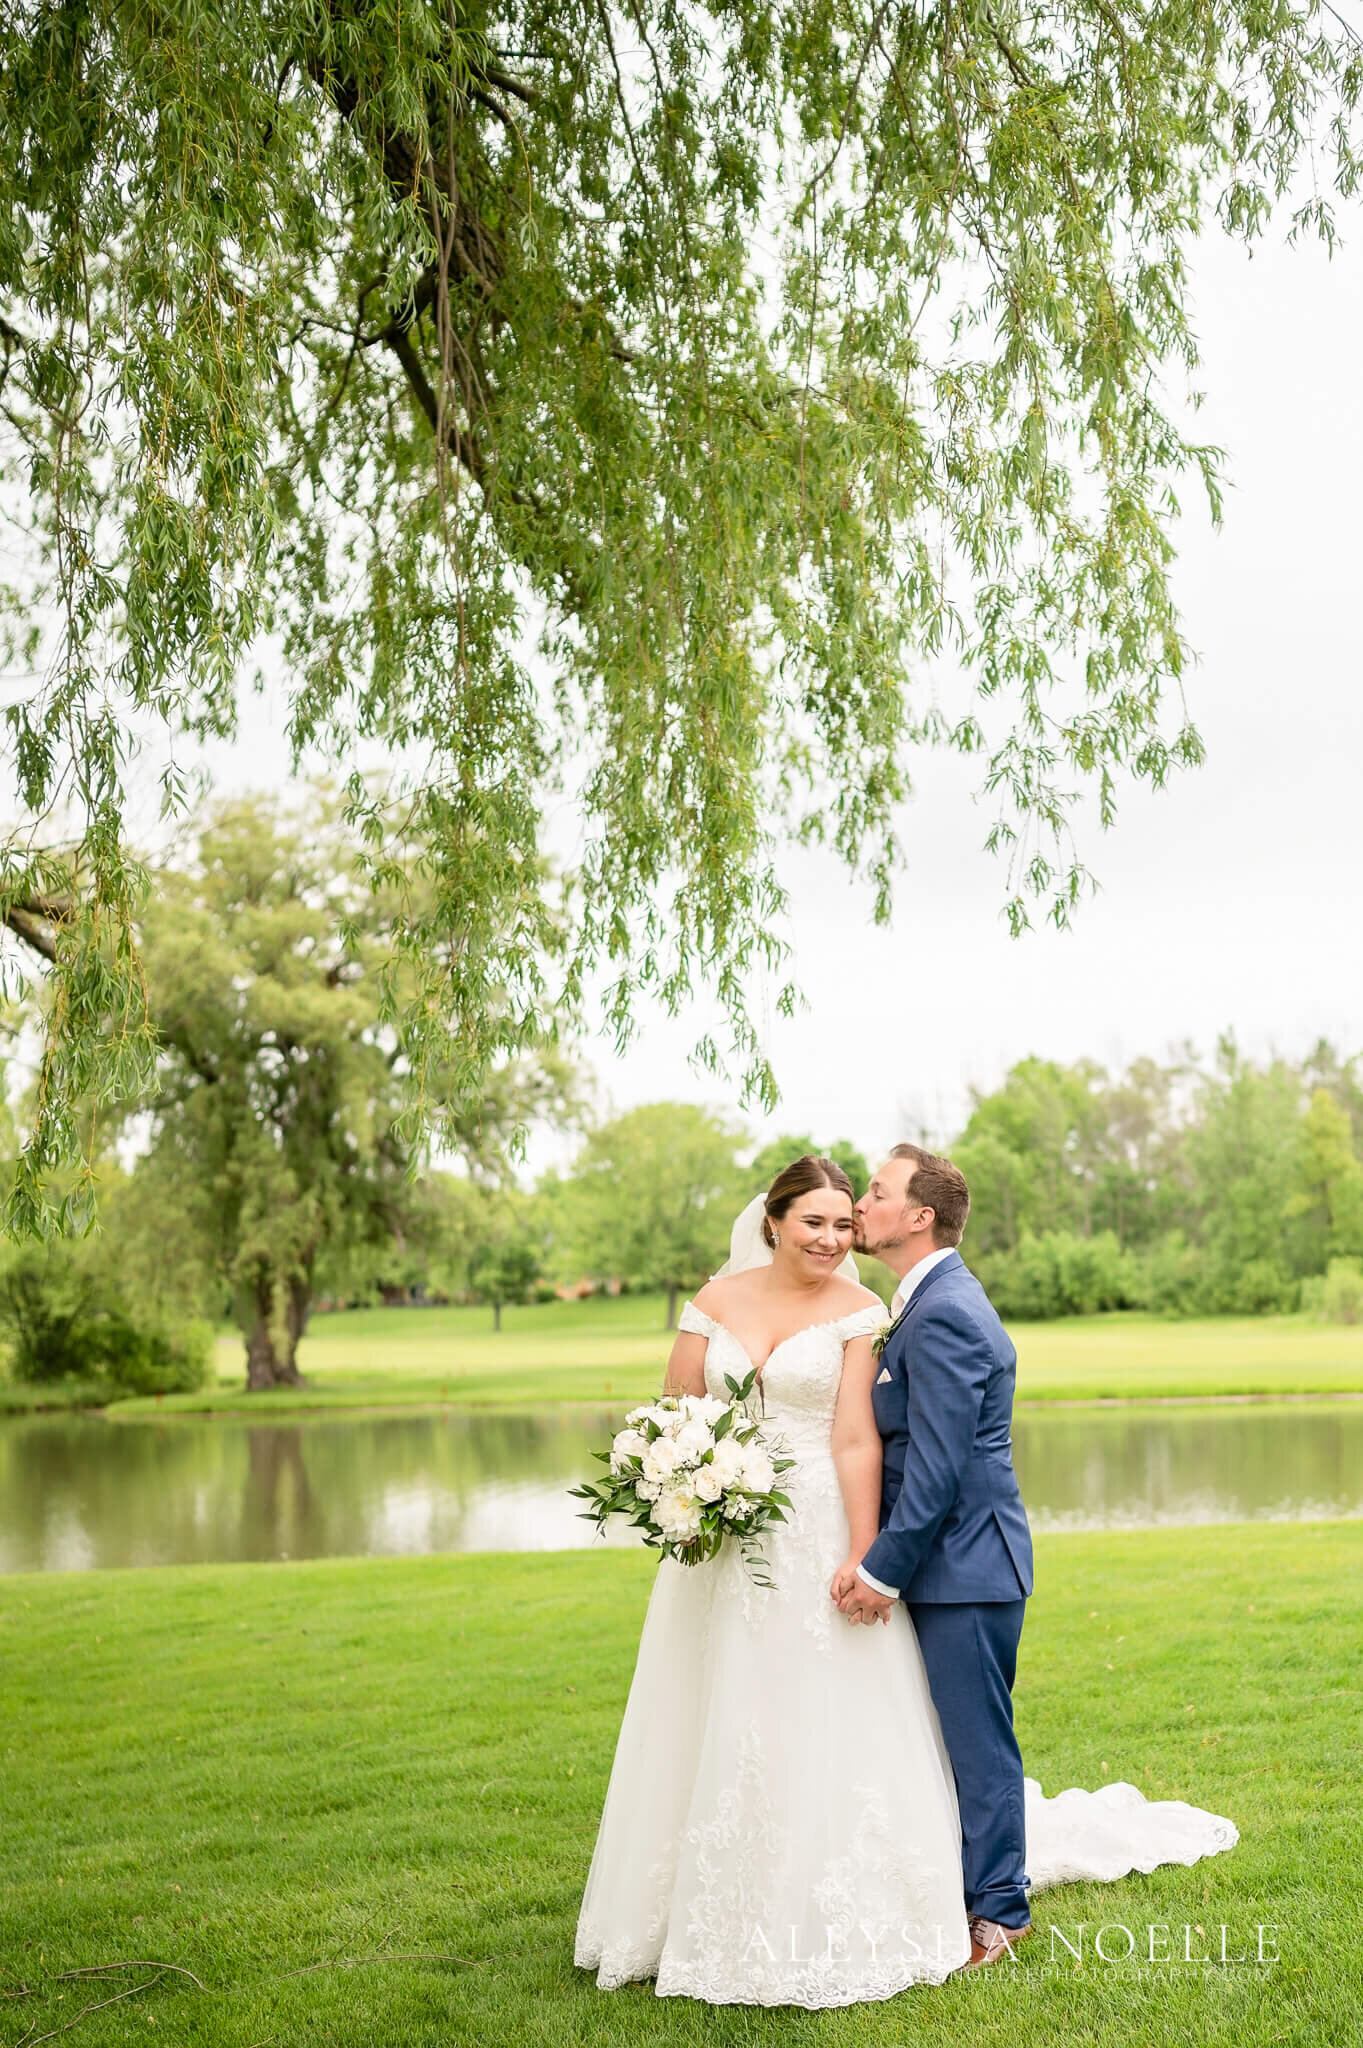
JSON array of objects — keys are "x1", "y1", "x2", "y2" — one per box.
[{"x1": 1, "y1": 0, "x2": 1359, "y2": 1229}]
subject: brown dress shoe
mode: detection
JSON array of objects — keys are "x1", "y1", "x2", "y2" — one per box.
[{"x1": 965, "y1": 1916, "x2": 1033, "y2": 1967}]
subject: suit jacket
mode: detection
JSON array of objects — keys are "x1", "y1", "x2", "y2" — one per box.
[{"x1": 858, "y1": 1250, "x2": 1033, "y2": 1603}]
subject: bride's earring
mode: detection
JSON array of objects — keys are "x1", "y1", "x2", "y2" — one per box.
[{"x1": 771, "y1": 1230, "x2": 781, "y2": 1247}]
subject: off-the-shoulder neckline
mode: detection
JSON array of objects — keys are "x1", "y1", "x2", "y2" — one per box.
[{"x1": 680, "y1": 1300, "x2": 883, "y2": 1380}]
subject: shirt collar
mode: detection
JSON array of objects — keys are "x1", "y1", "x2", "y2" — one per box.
[{"x1": 890, "y1": 1246, "x2": 956, "y2": 1319}]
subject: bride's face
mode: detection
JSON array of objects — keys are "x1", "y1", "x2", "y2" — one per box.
[{"x1": 771, "y1": 1191, "x2": 856, "y2": 1277}]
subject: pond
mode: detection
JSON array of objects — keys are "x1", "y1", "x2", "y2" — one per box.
[{"x1": 0, "y1": 1399, "x2": 1360, "y2": 1573}]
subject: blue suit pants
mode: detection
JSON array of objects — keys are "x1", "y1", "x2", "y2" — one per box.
[{"x1": 907, "y1": 1598, "x2": 1030, "y2": 1927}]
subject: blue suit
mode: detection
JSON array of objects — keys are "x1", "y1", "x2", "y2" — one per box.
[{"x1": 859, "y1": 1250, "x2": 1034, "y2": 1928}]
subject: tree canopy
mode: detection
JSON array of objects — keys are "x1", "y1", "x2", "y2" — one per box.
[
  {"x1": 748, "y1": 1133, "x2": 871, "y2": 1196},
  {"x1": 2, "y1": 0, "x2": 1361, "y2": 1224},
  {"x1": 953, "y1": 1038, "x2": 1363, "y2": 1315},
  {"x1": 90, "y1": 790, "x2": 573, "y2": 1384},
  {"x1": 546, "y1": 1101, "x2": 746, "y2": 1323}
]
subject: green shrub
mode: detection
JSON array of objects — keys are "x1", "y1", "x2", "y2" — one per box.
[
  {"x1": 971, "y1": 1230, "x2": 1136, "y2": 1320},
  {"x1": 92, "y1": 1316, "x2": 213, "y2": 1394},
  {"x1": 0, "y1": 1254, "x2": 94, "y2": 1382},
  {"x1": 0, "y1": 1246, "x2": 211, "y2": 1395},
  {"x1": 1222, "y1": 1257, "x2": 1299, "y2": 1316},
  {"x1": 1130, "y1": 1232, "x2": 1209, "y2": 1316}
]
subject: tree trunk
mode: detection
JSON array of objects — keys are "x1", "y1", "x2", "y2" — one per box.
[
  {"x1": 240, "y1": 1273, "x2": 310, "y2": 1391},
  {"x1": 665, "y1": 1282, "x2": 678, "y2": 1331},
  {"x1": 287, "y1": 1272, "x2": 311, "y2": 1363},
  {"x1": 493, "y1": 1298, "x2": 502, "y2": 1332}
]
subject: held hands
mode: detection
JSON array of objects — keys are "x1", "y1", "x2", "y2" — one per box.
[
  {"x1": 829, "y1": 1558, "x2": 859, "y2": 1606},
  {"x1": 828, "y1": 1557, "x2": 894, "y2": 1627}
]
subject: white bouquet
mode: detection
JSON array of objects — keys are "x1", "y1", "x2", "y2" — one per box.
[{"x1": 570, "y1": 1367, "x2": 794, "y2": 1586}]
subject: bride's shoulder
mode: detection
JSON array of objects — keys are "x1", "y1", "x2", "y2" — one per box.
[
  {"x1": 827, "y1": 1277, "x2": 885, "y2": 1316},
  {"x1": 691, "y1": 1273, "x2": 751, "y2": 1318},
  {"x1": 826, "y1": 1277, "x2": 880, "y2": 1310}
]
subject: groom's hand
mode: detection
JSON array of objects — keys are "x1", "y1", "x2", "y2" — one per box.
[{"x1": 837, "y1": 1576, "x2": 893, "y2": 1626}]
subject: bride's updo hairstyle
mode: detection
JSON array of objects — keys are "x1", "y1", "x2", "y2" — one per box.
[{"x1": 760, "y1": 1156, "x2": 855, "y2": 1249}]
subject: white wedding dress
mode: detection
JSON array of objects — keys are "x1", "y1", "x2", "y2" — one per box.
[{"x1": 574, "y1": 1301, "x2": 1238, "y2": 2008}]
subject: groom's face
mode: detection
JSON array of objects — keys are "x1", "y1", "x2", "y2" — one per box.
[{"x1": 853, "y1": 1156, "x2": 919, "y2": 1256}]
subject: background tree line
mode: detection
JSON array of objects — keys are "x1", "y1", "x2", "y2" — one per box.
[
  {"x1": 952, "y1": 1046, "x2": 1363, "y2": 1321},
  {"x1": 479, "y1": 1044, "x2": 1363, "y2": 1327},
  {"x1": 2, "y1": 791, "x2": 1361, "y2": 1399},
  {"x1": 239, "y1": 1037, "x2": 1363, "y2": 1335}
]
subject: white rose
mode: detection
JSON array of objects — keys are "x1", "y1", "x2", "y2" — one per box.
[
  {"x1": 693, "y1": 1464, "x2": 723, "y2": 1503},
  {"x1": 708, "y1": 1438, "x2": 746, "y2": 1486},
  {"x1": 642, "y1": 1438, "x2": 682, "y2": 1483},
  {"x1": 698, "y1": 1394, "x2": 729, "y2": 1424},
  {"x1": 738, "y1": 1446, "x2": 776, "y2": 1494},
  {"x1": 625, "y1": 1404, "x2": 653, "y2": 1425},
  {"x1": 610, "y1": 1428, "x2": 649, "y2": 1470},
  {"x1": 674, "y1": 1419, "x2": 715, "y2": 1462},
  {"x1": 655, "y1": 1484, "x2": 704, "y2": 1541}
]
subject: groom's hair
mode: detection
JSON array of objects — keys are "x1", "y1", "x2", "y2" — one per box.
[{"x1": 889, "y1": 1143, "x2": 970, "y2": 1247}]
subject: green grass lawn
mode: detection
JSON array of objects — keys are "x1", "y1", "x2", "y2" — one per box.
[
  {"x1": 63, "y1": 1295, "x2": 1363, "y2": 1417},
  {"x1": 2, "y1": 1521, "x2": 1359, "y2": 2046}
]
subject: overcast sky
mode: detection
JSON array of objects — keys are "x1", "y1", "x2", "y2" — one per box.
[
  {"x1": 182, "y1": 203, "x2": 1363, "y2": 1172},
  {"x1": 592, "y1": 217, "x2": 1363, "y2": 1155}
]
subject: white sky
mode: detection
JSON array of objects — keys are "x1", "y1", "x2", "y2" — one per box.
[{"x1": 151, "y1": 205, "x2": 1363, "y2": 1172}]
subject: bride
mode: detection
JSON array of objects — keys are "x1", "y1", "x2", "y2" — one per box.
[{"x1": 573, "y1": 1154, "x2": 1237, "y2": 2007}]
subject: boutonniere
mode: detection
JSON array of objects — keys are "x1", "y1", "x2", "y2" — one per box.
[{"x1": 871, "y1": 1301, "x2": 909, "y2": 1360}]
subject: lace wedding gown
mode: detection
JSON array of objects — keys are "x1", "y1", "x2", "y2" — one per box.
[{"x1": 574, "y1": 1301, "x2": 1238, "y2": 2008}]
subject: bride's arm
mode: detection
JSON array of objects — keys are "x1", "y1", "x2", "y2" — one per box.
[
  {"x1": 662, "y1": 1330, "x2": 709, "y2": 1399},
  {"x1": 662, "y1": 1279, "x2": 728, "y2": 1399},
  {"x1": 828, "y1": 1334, "x2": 884, "y2": 1605}
]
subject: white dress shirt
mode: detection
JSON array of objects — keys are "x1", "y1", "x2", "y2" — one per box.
[
  {"x1": 886, "y1": 1246, "x2": 957, "y2": 1321},
  {"x1": 855, "y1": 1247, "x2": 958, "y2": 1600}
]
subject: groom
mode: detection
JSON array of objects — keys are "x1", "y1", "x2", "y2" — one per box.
[{"x1": 835, "y1": 1144, "x2": 1034, "y2": 1968}]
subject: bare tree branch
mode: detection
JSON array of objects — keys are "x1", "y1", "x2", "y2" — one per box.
[{"x1": 3, "y1": 896, "x2": 73, "y2": 963}]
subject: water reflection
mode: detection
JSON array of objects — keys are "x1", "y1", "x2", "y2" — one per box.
[
  {"x1": 1013, "y1": 1401, "x2": 1363, "y2": 1530},
  {"x1": 0, "y1": 1400, "x2": 1359, "y2": 1573}
]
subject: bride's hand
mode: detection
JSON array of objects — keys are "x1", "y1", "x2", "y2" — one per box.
[{"x1": 829, "y1": 1558, "x2": 861, "y2": 1604}]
